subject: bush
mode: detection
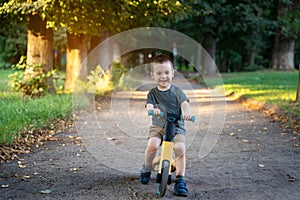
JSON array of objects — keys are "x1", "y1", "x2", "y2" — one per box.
[
  {"x1": 8, "y1": 56, "x2": 57, "y2": 98},
  {"x1": 76, "y1": 65, "x2": 114, "y2": 95}
]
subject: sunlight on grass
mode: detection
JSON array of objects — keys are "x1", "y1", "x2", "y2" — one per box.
[
  {"x1": 222, "y1": 70, "x2": 300, "y2": 125},
  {"x1": 222, "y1": 70, "x2": 298, "y2": 102}
]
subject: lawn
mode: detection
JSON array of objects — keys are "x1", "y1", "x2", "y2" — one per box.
[
  {"x1": 221, "y1": 70, "x2": 300, "y2": 125},
  {"x1": 0, "y1": 70, "x2": 73, "y2": 145}
]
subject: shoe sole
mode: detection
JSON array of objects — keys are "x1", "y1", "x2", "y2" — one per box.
[{"x1": 174, "y1": 192, "x2": 188, "y2": 197}]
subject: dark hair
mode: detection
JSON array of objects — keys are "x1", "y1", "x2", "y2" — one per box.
[{"x1": 150, "y1": 54, "x2": 173, "y2": 71}]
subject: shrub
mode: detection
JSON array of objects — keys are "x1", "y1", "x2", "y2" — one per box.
[{"x1": 8, "y1": 56, "x2": 57, "y2": 98}]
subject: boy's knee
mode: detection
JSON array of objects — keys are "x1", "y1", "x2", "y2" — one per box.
[
  {"x1": 147, "y1": 137, "x2": 161, "y2": 152},
  {"x1": 174, "y1": 142, "x2": 186, "y2": 155}
]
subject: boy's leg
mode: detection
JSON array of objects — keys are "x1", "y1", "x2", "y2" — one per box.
[
  {"x1": 173, "y1": 134, "x2": 186, "y2": 176},
  {"x1": 145, "y1": 137, "x2": 161, "y2": 167},
  {"x1": 173, "y1": 134, "x2": 188, "y2": 197},
  {"x1": 173, "y1": 141, "x2": 186, "y2": 176},
  {"x1": 140, "y1": 126, "x2": 163, "y2": 184}
]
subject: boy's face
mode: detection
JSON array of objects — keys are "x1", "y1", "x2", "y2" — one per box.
[{"x1": 151, "y1": 61, "x2": 174, "y2": 90}]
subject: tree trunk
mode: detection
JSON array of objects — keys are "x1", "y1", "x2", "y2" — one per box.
[
  {"x1": 271, "y1": 32, "x2": 295, "y2": 70},
  {"x1": 26, "y1": 14, "x2": 53, "y2": 74},
  {"x1": 89, "y1": 31, "x2": 111, "y2": 72},
  {"x1": 201, "y1": 36, "x2": 217, "y2": 76},
  {"x1": 249, "y1": 45, "x2": 256, "y2": 66},
  {"x1": 297, "y1": 64, "x2": 300, "y2": 101},
  {"x1": 271, "y1": 0, "x2": 296, "y2": 70},
  {"x1": 64, "y1": 32, "x2": 88, "y2": 92}
]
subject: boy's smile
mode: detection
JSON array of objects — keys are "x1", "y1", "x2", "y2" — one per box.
[{"x1": 151, "y1": 61, "x2": 174, "y2": 91}]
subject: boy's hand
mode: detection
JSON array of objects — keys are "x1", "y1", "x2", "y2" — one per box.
[
  {"x1": 181, "y1": 113, "x2": 192, "y2": 121},
  {"x1": 146, "y1": 103, "x2": 161, "y2": 117},
  {"x1": 181, "y1": 101, "x2": 192, "y2": 121},
  {"x1": 151, "y1": 108, "x2": 162, "y2": 116}
]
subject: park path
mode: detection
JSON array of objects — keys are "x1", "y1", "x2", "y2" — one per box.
[{"x1": 0, "y1": 82, "x2": 300, "y2": 199}]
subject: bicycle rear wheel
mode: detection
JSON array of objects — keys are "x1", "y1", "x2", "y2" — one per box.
[{"x1": 157, "y1": 160, "x2": 170, "y2": 197}]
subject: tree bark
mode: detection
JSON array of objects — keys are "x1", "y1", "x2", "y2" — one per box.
[
  {"x1": 271, "y1": 0, "x2": 296, "y2": 70},
  {"x1": 64, "y1": 32, "x2": 88, "y2": 92},
  {"x1": 297, "y1": 64, "x2": 300, "y2": 101},
  {"x1": 26, "y1": 14, "x2": 53, "y2": 74},
  {"x1": 201, "y1": 35, "x2": 217, "y2": 76},
  {"x1": 271, "y1": 33, "x2": 295, "y2": 70}
]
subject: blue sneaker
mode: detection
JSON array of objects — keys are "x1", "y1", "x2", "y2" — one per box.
[
  {"x1": 174, "y1": 179, "x2": 188, "y2": 197},
  {"x1": 140, "y1": 168, "x2": 151, "y2": 184},
  {"x1": 140, "y1": 165, "x2": 151, "y2": 185}
]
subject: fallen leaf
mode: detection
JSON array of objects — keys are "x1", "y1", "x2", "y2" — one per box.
[
  {"x1": 132, "y1": 192, "x2": 138, "y2": 197},
  {"x1": 70, "y1": 168, "x2": 78, "y2": 171},
  {"x1": 22, "y1": 175, "x2": 30, "y2": 179},
  {"x1": 18, "y1": 161, "x2": 26, "y2": 168},
  {"x1": 41, "y1": 189, "x2": 52, "y2": 194},
  {"x1": 107, "y1": 137, "x2": 116, "y2": 141},
  {"x1": 229, "y1": 133, "x2": 235, "y2": 136},
  {"x1": 1, "y1": 184, "x2": 9, "y2": 188},
  {"x1": 242, "y1": 139, "x2": 249, "y2": 143},
  {"x1": 258, "y1": 164, "x2": 265, "y2": 168},
  {"x1": 287, "y1": 174, "x2": 296, "y2": 182}
]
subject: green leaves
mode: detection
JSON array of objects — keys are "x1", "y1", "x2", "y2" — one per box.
[{"x1": 8, "y1": 57, "x2": 58, "y2": 98}]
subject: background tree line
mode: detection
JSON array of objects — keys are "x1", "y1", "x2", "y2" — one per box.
[{"x1": 0, "y1": 0, "x2": 299, "y2": 93}]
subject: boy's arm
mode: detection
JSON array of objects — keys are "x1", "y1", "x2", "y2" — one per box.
[{"x1": 181, "y1": 101, "x2": 192, "y2": 120}]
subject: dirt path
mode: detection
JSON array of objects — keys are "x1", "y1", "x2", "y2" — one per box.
[{"x1": 1, "y1": 87, "x2": 300, "y2": 200}]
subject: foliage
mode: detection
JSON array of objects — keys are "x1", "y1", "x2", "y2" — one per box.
[
  {"x1": 76, "y1": 65, "x2": 113, "y2": 95},
  {"x1": 175, "y1": 0, "x2": 278, "y2": 71},
  {"x1": 277, "y1": 0, "x2": 300, "y2": 39},
  {"x1": 0, "y1": 0, "x2": 27, "y2": 69},
  {"x1": 8, "y1": 56, "x2": 57, "y2": 98}
]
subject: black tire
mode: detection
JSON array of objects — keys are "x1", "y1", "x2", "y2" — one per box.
[{"x1": 158, "y1": 160, "x2": 170, "y2": 197}]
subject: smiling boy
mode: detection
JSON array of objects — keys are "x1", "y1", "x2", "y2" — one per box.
[{"x1": 140, "y1": 54, "x2": 192, "y2": 197}]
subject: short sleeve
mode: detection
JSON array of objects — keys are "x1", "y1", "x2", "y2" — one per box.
[
  {"x1": 146, "y1": 88, "x2": 156, "y2": 106},
  {"x1": 174, "y1": 86, "x2": 189, "y2": 104}
]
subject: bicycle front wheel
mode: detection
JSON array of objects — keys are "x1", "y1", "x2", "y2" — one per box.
[{"x1": 157, "y1": 160, "x2": 170, "y2": 197}]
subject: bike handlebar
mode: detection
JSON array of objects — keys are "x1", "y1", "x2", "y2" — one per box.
[
  {"x1": 147, "y1": 110, "x2": 195, "y2": 122},
  {"x1": 148, "y1": 110, "x2": 164, "y2": 117}
]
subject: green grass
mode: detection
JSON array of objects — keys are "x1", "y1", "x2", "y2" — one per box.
[
  {"x1": 0, "y1": 69, "x2": 73, "y2": 145},
  {"x1": 221, "y1": 70, "x2": 300, "y2": 122},
  {"x1": 0, "y1": 69, "x2": 14, "y2": 91}
]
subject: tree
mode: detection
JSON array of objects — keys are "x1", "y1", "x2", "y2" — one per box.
[
  {"x1": 174, "y1": 1, "x2": 276, "y2": 74},
  {"x1": 51, "y1": 0, "x2": 187, "y2": 92},
  {"x1": 0, "y1": 0, "x2": 27, "y2": 68},
  {"x1": 49, "y1": 0, "x2": 115, "y2": 92},
  {"x1": 0, "y1": 0, "x2": 55, "y2": 89},
  {"x1": 271, "y1": 0, "x2": 300, "y2": 70},
  {"x1": 297, "y1": 64, "x2": 300, "y2": 101},
  {"x1": 26, "y1": 13, "x2": 53, "y2": 72}
]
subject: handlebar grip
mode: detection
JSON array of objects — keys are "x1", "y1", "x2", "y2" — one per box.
[
  {"x1": 148, "y1": 110, "x2": 164, "y2": 117},
  {"x1": 190, "y1": 116, "x2": 196, "y2": 122}
]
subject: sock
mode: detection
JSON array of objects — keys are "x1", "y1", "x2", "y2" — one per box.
[
  {"x1": 176, "y1": 175, "x2": 184, "y2": 180},
  {"x1": 142, "y1": 164, "x2": 152, "y2": 172}
]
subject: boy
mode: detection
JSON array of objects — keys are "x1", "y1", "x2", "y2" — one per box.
[{"x1": 140, "y1": 54, "x2": 192, "y2": 197}]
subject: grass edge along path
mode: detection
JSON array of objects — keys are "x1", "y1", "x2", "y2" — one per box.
[{"x1": 221, "y1": 70, "x2": 300, "y2": 132}]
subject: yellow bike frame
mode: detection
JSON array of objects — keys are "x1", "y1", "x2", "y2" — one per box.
[{"x1": 158, "y1": 141, "x2": 174, "y2": 175}]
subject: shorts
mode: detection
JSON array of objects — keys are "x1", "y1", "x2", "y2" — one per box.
[{"x1": 148, "y1": 125, "x2": 185, "y2": 144}]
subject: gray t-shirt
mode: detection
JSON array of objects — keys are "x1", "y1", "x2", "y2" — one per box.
[{"x1": 146, "y1": 85, "x2": 189, "y2": 134}]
